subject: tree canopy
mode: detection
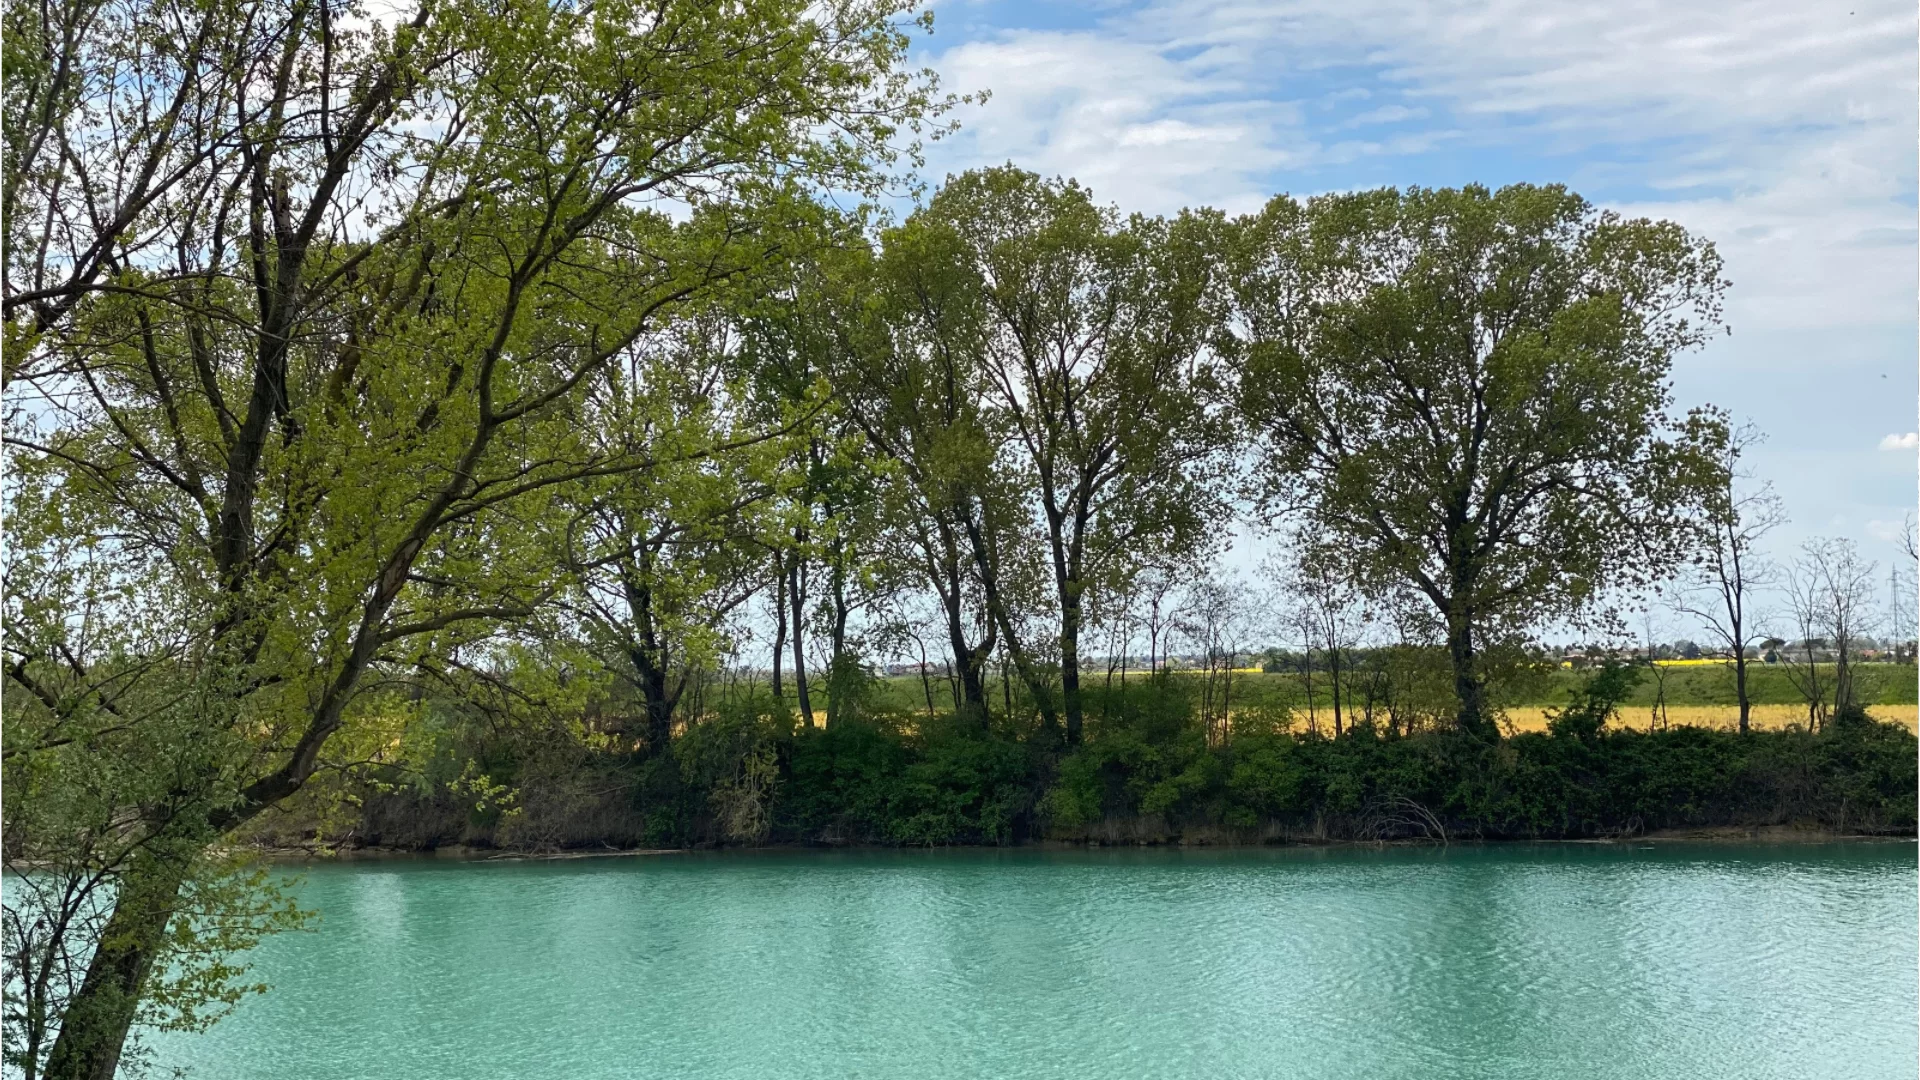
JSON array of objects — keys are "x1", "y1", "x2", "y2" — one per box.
[{"x1": 1221, "y1": 183, "x2": 1729, "y2": 736}]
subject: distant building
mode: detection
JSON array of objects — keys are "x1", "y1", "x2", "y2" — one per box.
[{"x1": 882, "y1": 661, "x2": 948, "y2": 677}]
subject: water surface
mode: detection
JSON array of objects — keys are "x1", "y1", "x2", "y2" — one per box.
[{"x1": 156, "y1": 843, "x2": 1916, "y2": 1079}]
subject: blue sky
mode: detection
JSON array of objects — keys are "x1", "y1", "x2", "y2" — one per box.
[{"x1": 905, "y1": 0, "x2": 1918, "y2": 600}]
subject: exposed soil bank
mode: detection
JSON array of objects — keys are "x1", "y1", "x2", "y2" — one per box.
[{"x1": 245, "y1": 823, "x2": 1913, "y2": 863}]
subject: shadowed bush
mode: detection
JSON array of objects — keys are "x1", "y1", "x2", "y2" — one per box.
[{"x1": 260, "y1": 673, "x2": 1916, "y2": 850}]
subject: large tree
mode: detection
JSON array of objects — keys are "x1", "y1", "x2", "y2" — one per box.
[
  {"x1": 556, "y1": 312, "x2": 787, "y2": 754},
  {"x1": 916, "y1": 167, "x2": 1233, "y2": 744},
  {"x1": 1224, "y1": 184, "x2": 1728, "y2": 738},
  {"x1": 1, "y1": 0, "x2": 942, "y2": 1071},
  {"x1": 827, "y1": 221, "x2": 1032, "y2": 727}
]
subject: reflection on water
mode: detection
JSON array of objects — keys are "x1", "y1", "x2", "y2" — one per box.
[{"x1": 154, "y1": 843, "x2": 1917, "y2": 1080}]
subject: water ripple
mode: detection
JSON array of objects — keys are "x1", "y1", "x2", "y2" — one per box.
[{"x1": 153, "y1": 844, "x2": 1917, "y2": 1080}]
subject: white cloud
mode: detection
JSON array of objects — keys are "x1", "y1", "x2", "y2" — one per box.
[
  {"x1": 1345, "y1": 105, "x2": 1429, "y2": 127},
  {"x1": 923, "y1": 31, "x2": 1305, "y2": 214},
  {"x1": 923, "y1": 0, "x2": 1916, "y2": 332},
  {"x1": 1878, "y1": 432, "x2": 1918, "y2": 451},
  {"x1": 1866, "y1": 519, "x2": 1910, "y2": 542}
]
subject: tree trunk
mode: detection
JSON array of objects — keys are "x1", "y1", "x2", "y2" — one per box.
[
  {"x1": 1329, "y1": 646, "x2": 1344, "y2": 738},
  {"x1": 621, "y1": 568, "x2": 678, "y2": 754},
  {"x1": 1060, "y1": 586, "x2": 1084, "y2": 745},
  {"x1": 826, "y1": 537, "x2": 852, "y2": 729},
  {"x1": 1447, "y1": 610, "x2": 1496, "y2": 739},
  {"x1": 771, "y1": 550, "x2": 786, "y2": 701},
  {"x1": 1834, "y1": 640, "x2": 1854, "y2": 714},
  {"x1": 1301, "y1": 653, "x2": 1317, "y2": 735},
  {"x1": 916, "y1": 635, "x2": 937, "y2": 723},
  {"x1": 788, "y1": 544, "x2": 812, "y2": 728},
  {"x1": 631, "y1": 645, "x2": 676, "y2": 753},
  {"x1": 961, "y1": 512, "x2": 1058, "y2": 733},
  {"x1": 944, "y1": 608, "x2": 992, "y2": 727},
  {"x1": 1734, "y1": 651, "x2": 1750, "y2": 734},
  {"x1": 1220, "y1": 663, "x2": 1233, "y2": 745},
  {"x1": 41, "y1": 855, "x2": 187, "y2": 1080}
]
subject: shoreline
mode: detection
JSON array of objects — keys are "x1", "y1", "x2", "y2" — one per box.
[{"x1": 243, "y1": 825, "x2": 1915, "y2": 864}]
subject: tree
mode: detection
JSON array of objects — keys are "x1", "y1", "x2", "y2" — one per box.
[
  {"x1": 1223, "y1": 184, "x2": 1729, "y2": 738},
  {"x1": 1779, "y1": 537, "x2": 1879, "y2": 726},
  {"x1": 555, "y1": 316, "x2": 785, "y2": 753},
  {"x1": 918, "y1": 166, "x2": 1234, "y2": 744},
  {"x1": 1173, "y1": 571, "x2": 1256, "y2": 745},
  {"x1": 1776, "y1": 562, "x2": 1832, "y2": 730},
  {"x1": 1671, "y1": 429, "x2": 1783, "y2": 729},
  {"x1": 824, "y1": 227, "x2": 1019, "y2": 727},
  {"x1": 1276, "y1": 553, "x2": 1370, "y2": 737},
  {"x1": 1637, "y1": 602, "x2": 1675, "y2": 732},
  {"x1": 3, "y1": 485, "x2": 308, "y2": 1079},
  {"x1": 2, "y1": 0, "x2": 943, "y2": 1071}
]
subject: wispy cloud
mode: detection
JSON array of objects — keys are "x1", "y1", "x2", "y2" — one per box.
[
  {"x1": 923, "y1": 30, "x2": 1306, "y2": 214},
  {"x1": 1345, "y1": 105, "x2": 1429, "y2": 127},
  {"x1": 923, "y1": 0, "x2": 1916, "y2": 330},
  {"x1": 1879, "y1": 433, "x2": 1918, "y2": 451}
]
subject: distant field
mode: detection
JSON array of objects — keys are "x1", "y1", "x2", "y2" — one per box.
[
  {"x1": 1505, "y1": 702, "x2": 1919, "y2": 734},
  {"x1": 867, "y1": 662, "x2": 1919, "y2": 730}
]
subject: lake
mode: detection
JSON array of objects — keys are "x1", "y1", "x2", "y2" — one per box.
[{"x1": 152, "y1": 843, "x2": 1916, "y2": 1079}]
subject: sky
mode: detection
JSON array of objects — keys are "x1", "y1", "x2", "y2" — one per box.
[{"x1": 898, "y1": 0, "x2": 1918, "y2": 618}]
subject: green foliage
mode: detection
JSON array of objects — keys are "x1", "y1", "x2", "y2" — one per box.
[
  {"x1": 1224, "y1": 184, "x2": 1731, "y2": 733},
  {"x1": 776, "y1": 714, "x2": 1032, "y2": 845},
  {"x1": 323, "y1": 673, "x2": 1917, "y2": 855},
  {"x1": 836, "y1": 166, "x2": 1238, "y2": 742},
  {"x1": 1020, "y1": 680, "x2": 1916, "y2": 841},
  {"x1": 5, "y1": 0, "x2": 951, "y2": 1067},
  {"x1": 1546, "y1": 662, "x2": 1645, "y2": 741},
  {"x1": 675, "y1": 704, "x2": 786, "y2": 844}
]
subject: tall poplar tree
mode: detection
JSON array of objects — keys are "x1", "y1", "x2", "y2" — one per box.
[{"x1": 916, "y1": 167, "x2": 1232, "y2": 744}]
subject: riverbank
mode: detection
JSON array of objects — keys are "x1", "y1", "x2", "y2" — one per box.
[
  {"x1": 246, "y1": 824, "x2": 1914, "y2": 863},
  {"x1": 240, "y1": 691, "x2": 1918, "y2": 856}
]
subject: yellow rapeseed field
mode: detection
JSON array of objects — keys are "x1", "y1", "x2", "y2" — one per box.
[
  {"x1": 1503, "y1": 702, "x2": 1919, "y2": 734},
  {"x1": 1558, "y1": 658, "x2": 1728, "y2": 668}
]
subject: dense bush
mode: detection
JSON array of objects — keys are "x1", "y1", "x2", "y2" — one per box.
[
  {"x1": 1025, "y1": 678, "x2": 1917, "y2": 842},
  {"x1": 776, "y1": 714, "x2": 1034, "y2": 845},
  {"x1": 266, "y1": 676, "x2": 1916, "y2": 851}
]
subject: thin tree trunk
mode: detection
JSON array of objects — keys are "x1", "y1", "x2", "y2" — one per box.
[
  {"x1": 789, "y1": 543, "x2": 812, "y2": 728},
  {"x1": 917, "y1": 638, "x2": 937, "y2": 725},
  {"x1": 771, "y1": 550, "x2": 786, "y2": 701},
  {"x1": 1220, "y1": 662, "x2": 1233, "y2": 745},
  {"x1": 1835, "y1": 641, "x2": 1854, "y2": 714},
  {"x1": 825, "y1": 534, "x2": 850, "y2": 729},
  {"x1": 1302, "y1": 652, "x2": 1317, "y2": 735},
  {"x1": 1061, "y1": 588, "x2": 1084, "y2": 745},
  {"x1": 1329, "y1": 644, "x2": 1344, "y2": 738},
  {"x1": 1734, "y1": 651, "x2": 1750, "y2": 733}
]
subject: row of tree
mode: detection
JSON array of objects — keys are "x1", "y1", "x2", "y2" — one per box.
[{"x1": 505, "y1": 171, "x2": 1739, "y2": 752}]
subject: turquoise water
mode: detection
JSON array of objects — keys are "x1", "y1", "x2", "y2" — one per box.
[{"x1": 153, "y1": 844, "x2": 1915, "y2": 1079}]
